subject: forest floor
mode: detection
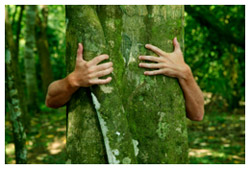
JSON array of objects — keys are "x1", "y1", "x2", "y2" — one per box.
[{"x1": 5, "y1": 106, "x2": 245, "y2": 164}]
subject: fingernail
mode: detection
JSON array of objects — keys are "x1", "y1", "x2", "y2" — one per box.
[{"x1": 139, "y1": 56, "x2": 141, "y2": 59}]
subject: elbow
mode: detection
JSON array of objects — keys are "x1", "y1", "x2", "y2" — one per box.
[
  {"x1": 187, "y1": 105, "x2": 205, "y2": 121},
  {"x1": 45, "y1": 96, "x2": 59, "y2": 109},
  {"x1": 45, "y1": 98, "x2": 53, "y2": 108},
  {"x1": 189, "y1": 114, "x2": 204, "y2": 121}
]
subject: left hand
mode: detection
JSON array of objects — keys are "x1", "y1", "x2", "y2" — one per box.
[{"x1": 139, "y1": 37, "x2": 191, "y2": 80}]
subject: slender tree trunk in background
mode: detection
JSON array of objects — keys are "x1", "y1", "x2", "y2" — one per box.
[
  {"x1": 35, "y1": 5, "x2": 54, "y2": 95},
  {"x1": 5, "y1": 46, "x2": 27, "y2": 163},
  {"x1": 24, "y1": 5, "x2": 38, "y2": 112},
  {"x1": 5, "y1": 5, "x2": 29, "y2": 130},
  {"x1": 66, "y1": 5, "x2": 188, "y2": 164}
]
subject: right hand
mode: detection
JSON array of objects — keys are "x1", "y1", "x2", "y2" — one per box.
[{"x1": 69, "y1": 43, "x2": 113, "y2": 87}]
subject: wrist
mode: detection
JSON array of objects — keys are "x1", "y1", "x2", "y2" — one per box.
[
  {"x1": 178, "y1": 64, "x2": 193, "y2": 83},
  {"x1": 67, "y1": 71, "x2": 80, "y2": 90}
]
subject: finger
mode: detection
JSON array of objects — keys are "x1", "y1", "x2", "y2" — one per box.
[
  {"x1": 145, "y1": 44, "x2": 166, "y2": 56},
  {"x1": 139, "y1": 55, "x2": 163, "y2": 63},
  {"x1": 77, "y1": 43, "x2": 84, "y2": 61},
  {"x1": 89, "y1": 77, "x2": 112, "y2": 85},
  {"x1": 89, "y1": 67, "x2": 113, "y2": 78},
  {"x1": 173, "y1": 37, "x2": 181, "y2": 52},
  {"x1": 139, "y1": 63, "x2": 164, "y2": 69},
  {"x1": 90, "y1": 62, "x2": 113, "y2": 72},
  {"x1": 88, "y1": 54, "x2": 109, "y2": 66},
  {"x1": 144, "y1": 69, "x2": 165, "y2": 76}
]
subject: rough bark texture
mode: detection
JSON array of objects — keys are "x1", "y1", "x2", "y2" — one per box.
[
  {"x1": 35, "y1": 5, "x2": 54, "y2": 95},
  {"x1": 5, "y1": 5, "x2": 28, "y2": 130},
  {"x1": 24, "y1": 5, "x2": 38, "y2": 112},
  {"x1": 6, "y1": 48, "x2": 27, "y2": 164},
  {"x1": 65, "y1": 7, "x2": 107, "y2": 163},
  {"x1": 66, "y1": 5, "x2": 188, "y2": 164},
  {"x1": 121, "y1": 6, "x2": 188, "y2": 163},
  {"x1": 66, "y1": 6, "x2": 136, "y2": 164}
]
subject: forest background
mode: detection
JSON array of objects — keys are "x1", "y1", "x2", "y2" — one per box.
[{"x1": 5, "y1": 5, "x2": 245, "y2": 164}]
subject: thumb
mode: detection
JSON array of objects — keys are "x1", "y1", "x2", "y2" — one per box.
[
  {"x1": 76, "y1": 43, "x2": 85, "y2": 62},
  {"x1": 173, "y1": 37, "x2": 181, "y2": 52}
]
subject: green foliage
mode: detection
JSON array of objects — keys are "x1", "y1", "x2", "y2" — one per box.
[
  {"x1": 5, "y1": 5, "x2": 245, "y2": 164},
  {"x1": 185, "y1": 5, "x2": 245, "y2": 109},
  {"x1": 46, "y1": 5, "x2": 66, "y2": 80}
]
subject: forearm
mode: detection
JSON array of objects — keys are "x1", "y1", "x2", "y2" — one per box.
[
  {"x1": 178, "y1": 65, "x2": 204, "y2": 121},
  {"x1": 45, "y1": 73, "x2": 79, "y2": 108}
]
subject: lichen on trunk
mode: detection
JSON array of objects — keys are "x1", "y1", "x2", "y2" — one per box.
[
  {"x1": 6, "y1": 49, "x2": 27, "y2": 164},
  {"x1": 121, "y1": 5, "x2": 188, "y2": 163},
  {"x1": 66, "y1": 5, "x2": 188, "y2": 164},
  {"x1": 66, "y1": 5, "x2": 136, "y2": 164}
]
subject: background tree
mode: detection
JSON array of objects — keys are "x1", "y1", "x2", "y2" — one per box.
[
  {"x1": 5, "y1": 5, "x2": 245, "y2": 164},
  {"x1": 35, "y1": 5, "x2": 54, "y2": 95},
  {"x1": 5, "y1": 7, "x2": 27, "y2": 163},
  {"x1": 66, "y1": 5, "x2": 188, "y2": 164},
  {"x1": 5, "y1": 5, "x2": 29, "y2": 129},
  {"x1": 24, "y1": 5, "x2": 39, "y2": 112}
]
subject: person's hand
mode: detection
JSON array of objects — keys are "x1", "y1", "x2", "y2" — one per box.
[
  {"x1": 139, "y1": 37, "x2": 191, "y2": 80},
  {"x1": 69, "y1": 43, "x2": 113, "y2": 87}
]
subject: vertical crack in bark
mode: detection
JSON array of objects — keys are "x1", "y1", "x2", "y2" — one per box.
[{"x1": 66, "y1": 5, "x2": 188, "y2": 164}]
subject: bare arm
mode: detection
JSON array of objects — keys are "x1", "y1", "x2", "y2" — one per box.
[
  {"x1": 45, "y1": 43, "x2": 113, "y2": 108},
  {"x1": 138, "y1": 37, "x2": 204, "y2": 121}
]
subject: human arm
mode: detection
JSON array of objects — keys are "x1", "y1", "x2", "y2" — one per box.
[
  {"x1": 45, "y1": 43, "x2": 113, "y2": 108},
  {"x1": 138, "y1": 37, "x2": 204, "y2": 121}
]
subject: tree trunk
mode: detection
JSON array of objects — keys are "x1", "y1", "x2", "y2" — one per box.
[
  {"x1": 24, "y1": 5, "x2": 38, "y2": 112},
  {"x1": 66, "y1": 5, "x2": 188, "y2": 164},
  {"x1": 5, "y1": 5, "x2": 29, "y2": 130},
  {"x1": 6, "y1": 48, "x2": 27, "y2": 164},
  {"x1": 35, "y1": 5, "x2": 54, "y2": 95}
]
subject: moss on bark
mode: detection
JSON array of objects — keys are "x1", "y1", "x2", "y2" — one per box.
[
  {"x1": 66, "y1": 5, "x2": 136, "y2": 164},
  {"x1": 6, "y1": 49, "x2": 27, "y2": 164},
  {"x1": 66, "y1": 5, "x2": 188, "y2": 164},
  {"x1": 65, "y1": 7, "x2": 107, "y2": 163}
]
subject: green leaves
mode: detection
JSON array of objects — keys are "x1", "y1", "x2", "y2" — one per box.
[{"x1": 185, "y1": 5, "x2": 245, "y2": 110}]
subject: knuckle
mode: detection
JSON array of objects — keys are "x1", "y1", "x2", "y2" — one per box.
[
  {"x1": 88, "y1": 80, "x2": 93, "y2": 85},
  {"x1": 88, "y1": 68, "x2": 95, "y2": 74},
  {"x1": 162, "y1": 63, "x2": 167, "y2": 68},
  {"x1": 100, "y1": 72, "x2": 105, "y2": 77},
  {"x1": 85, "y1": 63, "x2": 90, "y2": 68},
  {"x1": 107, "y1": 62, "x2": 113, "y2": 68},
  {"x1": 96, "y1": 57, "x2": 102, "y2": 63},
  {"x1": 87, "y1": 74, "x2": 92, "y2": 79},
  {"x1": 109, "y1": 67, "x2": 113, "y2": 72}
]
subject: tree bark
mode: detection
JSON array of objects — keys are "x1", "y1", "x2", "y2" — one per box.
[
  {"x1": 66, "y1": 5, "x2": 188, "y2": 164},
  {"x1": 5, "y1": 5, "x2": 29, "y2": 130},
  {"x1": 6, "y1": 48, "x2": 27, "y2": 164},
  {"x1": 35, "y1": 5, "x2": 54, "y2": 95},
  {"x1": 5, "y1": 6, "x2": 27, "y2": 163},
  {"x1": 24, "y1": 5, "x2": 38, "y2": 112}
]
